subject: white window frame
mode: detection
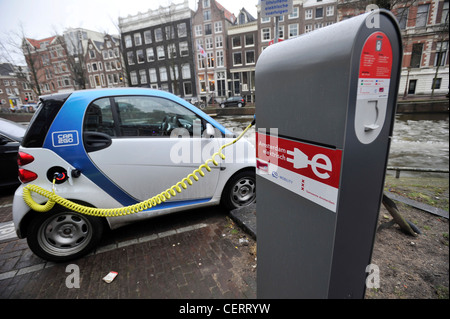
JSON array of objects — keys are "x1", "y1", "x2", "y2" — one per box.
[
  {"x1": 262, "y1": 28, "x2": 271, "y2": 42},
  {"x1": 326, "y1": 6, "x2": 334, "y2": 17},
  {"x1": 305, "y1": 9, "x2": 313, "y2": 20},
  {"x1": 289, "y1": 24, "x2": 299, "y2": 38},
  {"x1": 289, "y1": 6, "x2": 299, "y2": 19}
]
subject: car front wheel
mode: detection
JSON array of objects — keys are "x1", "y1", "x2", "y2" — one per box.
[
  {"x1": 221, "y1": 170, "x2": 256, "y2": 210},
  {"x1": 26, "y1": 208, "x2": 104, "y2": 262},
  {"x1": 220, "y1": 103, "x2": 225, "y2": 108}
]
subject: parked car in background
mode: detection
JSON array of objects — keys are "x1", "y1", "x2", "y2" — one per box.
[
  {"x1": 0, "y1": 118, "x2": 26, "y2": 189},
  {"x1": 220, "y1": 96, "x2": 246, "y2": 108}
]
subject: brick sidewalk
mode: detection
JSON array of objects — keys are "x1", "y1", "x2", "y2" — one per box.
[{"x1": 0, "y1": 210, "x2": 257, "y2": 299}]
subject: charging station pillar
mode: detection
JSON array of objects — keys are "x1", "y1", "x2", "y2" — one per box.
[{"x1": 255, "y1": 10, "x2": 402, "y2": 298}]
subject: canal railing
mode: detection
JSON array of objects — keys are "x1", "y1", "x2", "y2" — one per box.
[{"x1": 387, "y1": 166, "x2": 449, "y2": 178}]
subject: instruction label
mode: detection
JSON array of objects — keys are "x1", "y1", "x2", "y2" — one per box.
[
  {"x1": 358, "y1": 31, "x2": 393, "y2": 100},
  {"x1": 256, "y1": 132, "x2": 342, "y2": 212}
]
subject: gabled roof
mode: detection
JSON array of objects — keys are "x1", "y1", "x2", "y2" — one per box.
[
  {"x1": 25, "y1": 36, "x2": 57, "y2": 49},
  {"x1": 236, "y1": 7, "x2": 256, "y2": 24},
  {"x1": 215, "y1": 0, "x2": 236, "y2": 24}
]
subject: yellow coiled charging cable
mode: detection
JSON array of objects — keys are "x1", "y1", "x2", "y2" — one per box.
[{"x1": 22, "y1": 120, "x2": 254, "y2": 217}]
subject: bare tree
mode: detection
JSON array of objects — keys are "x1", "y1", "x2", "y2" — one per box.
[
  {"x1": 54, "y1": 30, "x2": 88, "y2": 90},
  {"x1": 431, "y1": 4, "x2": 449, "y2": 98}
]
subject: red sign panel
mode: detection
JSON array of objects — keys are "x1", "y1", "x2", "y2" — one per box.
[{"x1": 359, "y1": 31, "x2": 393, "y2": 79}]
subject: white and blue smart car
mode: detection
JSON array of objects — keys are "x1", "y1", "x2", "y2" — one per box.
[{"x1": 13, "y1": 88, "x2": 256, "y2": 262}]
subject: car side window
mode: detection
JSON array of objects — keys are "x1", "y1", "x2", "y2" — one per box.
[
  {"x1": 84, "y1": 96, "x2": 204, "y2": 138},
  {"x1": 84, "y1": 98, "x2": 117, "y2": 136},
  {"x1": 115, "y1": 96, "x2": 203, "y2": 137}
]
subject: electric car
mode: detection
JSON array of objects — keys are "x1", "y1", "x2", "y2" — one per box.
[{"x1": 13, "y1": 88, "x2": 256, "y2": 262}]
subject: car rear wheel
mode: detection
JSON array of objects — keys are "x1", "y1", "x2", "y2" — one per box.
[
  {"x1": 237, "y1": 103, "x2": 243, "y2": 107},
  {"x1": 221, "y1": 170, "x2": 256, "y2": 210},
  {"x1": 27, "y1": 208, "x2": 103, "y2": 262}
]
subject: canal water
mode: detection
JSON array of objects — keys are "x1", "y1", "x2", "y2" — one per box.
[{"x1": 214, "y1": 113, "x2": 449, "y2": 177}]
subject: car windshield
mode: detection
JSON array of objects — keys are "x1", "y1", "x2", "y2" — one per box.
[{"x1": 0, "y1": 119, "x2": 26, "y2": 141}]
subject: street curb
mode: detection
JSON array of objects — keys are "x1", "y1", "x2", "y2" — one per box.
[{"x1": 229, "y1": 203, "x2": 256, "y2": 240}]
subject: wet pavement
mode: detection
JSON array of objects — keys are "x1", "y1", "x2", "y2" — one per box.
[{"x1": 0, "y1": 188, "x2": 257, "y2": 299}]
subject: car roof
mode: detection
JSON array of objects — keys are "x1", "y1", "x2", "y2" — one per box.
[{"x1": 0, "y1": 118, "x2": 26, "y2": 141}]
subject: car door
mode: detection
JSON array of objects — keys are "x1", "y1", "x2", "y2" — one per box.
[{"x1": 82, "y1": 95, "x2": 221, "y2": 207}]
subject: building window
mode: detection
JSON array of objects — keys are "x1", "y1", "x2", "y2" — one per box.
[
  {"x1": 217, "y1": 71, "x2": 226, "y2": 96},
  {"x1": 232, "y1": 36, "x2": 241, "y2": 48},
  {"x1": 157, "y1": 46, "x2": 165, "y2": 60},
  {"x1": 137, "y1": 50, "x2": 145, "y2": 63},
  {"x1": 214, "y1": 21, "x2": 222, "y2": 33},
  {"x1": 125, "y1": 35, "x2": 132, "y2": 48},
  {"x1": 205, "y1": 37, "x2": 213, "y2": 49},
  {"x1": 178, "y1": 23, "x2": 187, "y2": 37},
  {"x1": 246, "y1": 51, "x2": 255, "y2": 64},
  {"x1": 261, "y1": 16, "x2": 270, "y2": 23},
  {"x1": 204, "y1": 10, "x2": 211, "y2": 21},
  {"x1": 441, "y1": 1, "x2": 449, "y2": 23},
  {"x1": 127, "y1": 51, "x2": 135, "y2": 65},
  {"x1": 204, "y1": 23, "x2": 212, "y2": 35},
  {"x1": 289, "y1": 24, "x2": 299, "y2": 38},
  {"x1": 195, "y1": 25, "x2": 202, "y2": 37},
  {"x1": 144, "y1": 31, "x2": 152, "y2": 44},
  {"x1": 216, "y1": 50, "x2": 224, "y2": 67},
  {"x1": 262, "y1": 28, "x2": 270, "y2": 41},
  {"x1": 183, "y1": 82, "x2": 193, "y2": 96},
  {"x1": 147, "y1": 48, "x2": 155, "y2": 62},
  {"x1": 278, "y1": 26, "x2": 284, "y2": 39},
  {"x1": 434, "y1": 41, "x2": 448, "y2": 67},
  {"x1": 197, "y1": 54, "x2": 205, "y2": 69},
  {"x1": 215, "y1": 35, "x2": 223, "y2": 48},
  {"x1": 203, "y1": 0, "x2": 210, "y2": 8},
  {"x1": 316, "y1": 7, "x2": 323, "y2": 19},
  {"x1": 326, "y1": 6, "x2": 334, "y2": 16},
  {"x1": 233, "y1": 52, "x2": 242, "y2": 66},
  {"x1": 182, "y1": 64, "x2": 191, "y2": 79},
  {"x1": 130, "y1": 71, "x2": 138, "y2": 85},
  {"x1": 395, "y1": 8, "x2": 408, "y2": 29},
  {"x1": 170, "y1": 65, "x2": 179, "y2": 81},
  {"x1": 179, "y1": 42, "x2": 189, "y2": 57},
  {"x1": 289, "y1": 6, "x2": 299, "y2": 18},
  {"x1": 239, "y1": 13, "x2": 246, "y2": 24},
  {"x1": 233, "y1": 73, "x2": 240, "y2": 94},
  {"x1": 416, "y1": 4, "x2": 429, "y2": 27},
  {"x1": 134, "y1": 33, "x2": 142, "y2": 46},
  {"x1": 89, "y1": 50, "x2": 96, "y2": 59},
  {"x1": 159, "y1": 67, "x2": 168, "y2": 81},
  {"x1": 432, "y1": 78, "x2": 442, "y2": 90},
  {"x1": 305, "y1": 24, "x2": 313, "y2": 33},
  {"x1": 305, "y1": 9, "x2": 313, "y2": 20},
  {"x1": 207, "y1": 52, "x2": 214, "y2": 68},
  {"x1": 410, "y1": 43, "x2": 423, "y2": 68},
  {"x1": 165, "y1": 26, "x2": 175, "y2": 40},
  {"x1": 155, "y1": 28, "x2": 163, "y2": 41},
  {"x1": 139, "y1": 70, "x2": 147, "y2": 84},
  {"x1": 166, "y1": 44, "x2": 176, "y2": 59},
  {"x1": 149, "y1": 68, "x2": 157, "y2": 83},
  {"x1": 245, "y1": 34, "x2": 254, "y2": 46}
]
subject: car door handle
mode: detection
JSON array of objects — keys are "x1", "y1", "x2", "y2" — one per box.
[{"x1": 83, "y1": 132, "x2": 112, "y2": 152}]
